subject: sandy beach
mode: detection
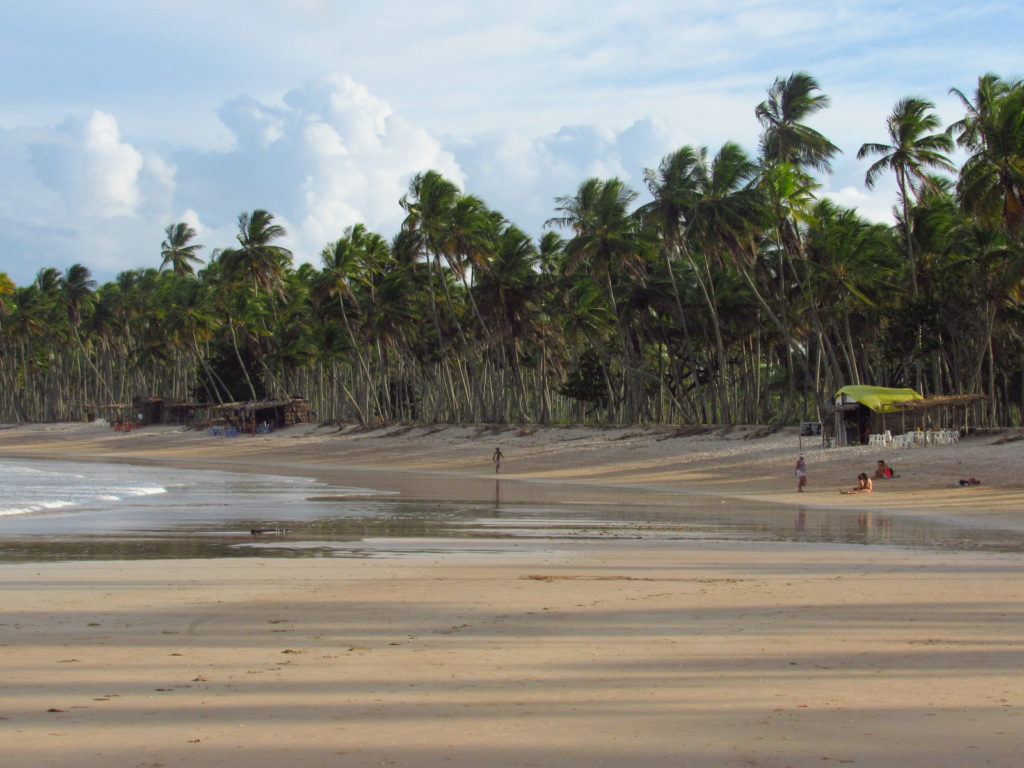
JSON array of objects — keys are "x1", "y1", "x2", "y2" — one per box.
[{"x1": 1, "y1": 422, "x2": 1023, "y2": 766}]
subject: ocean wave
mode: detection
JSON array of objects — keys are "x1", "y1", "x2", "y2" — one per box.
[
  {"x1": 96, "y1": 486, "x2": 168, "y2": 502},
  {"x1": 0, "y1": 500, "x2": 75, "y2": 517},
  {"x1": 126, "y1": 486, "x2": 168, "y2": 497}
]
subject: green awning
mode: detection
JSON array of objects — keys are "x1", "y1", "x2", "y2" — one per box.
[{"x1": 835, "y1": 385, "x2": 923, "y2": 413}]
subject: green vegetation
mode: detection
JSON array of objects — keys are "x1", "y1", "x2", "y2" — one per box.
[{"x1": 2, "y1": 73, "x2": 1023, "y2": 426}]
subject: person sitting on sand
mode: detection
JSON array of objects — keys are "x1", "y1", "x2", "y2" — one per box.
[
  {"x1": 874, "y1": 460, "x2": 894, "y2": 479},
  {"x1": 841, "y1": 473, "x2": 873, "y2": 494}
]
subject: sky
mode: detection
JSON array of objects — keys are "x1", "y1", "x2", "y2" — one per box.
[{"x1": 0, "y1": 0, "x2": 1021, "y2": 286}]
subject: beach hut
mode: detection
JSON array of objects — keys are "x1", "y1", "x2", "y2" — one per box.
[
  {"x1": 830, "y1": 385, "x2": 923, "y2": 446},
  {"x1": 829, "y1": 385, "x2": 985, "y2": 446},
  {"x1": 213, "y1": 397, "x2": 311, "y2": 432},
  {"x1": 133, "y1": 396, "x2": 208, "y2": 426}
]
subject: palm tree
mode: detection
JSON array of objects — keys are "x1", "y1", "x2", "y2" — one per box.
[
  {"x1": 318, "y1": 224, "x2": 391, "y2": 422},
  {"x1": 0, "y1": 283, "x2": 48, "y2": 420},
  {"x1": 948, "y1": 74, "x2": 1024, "y2": 241},
  {"x1": 218, "y1": 210, "x2": 294, "y2": 398},
  {"x1": 472, "y1": 222, "x2": 544, "y2": 420},
  {"x1": 638, "y1": 146, "x2": 721, "y2": 416},
  {"x1": 801, "y1": 199, "x2": 902, "y2": 384},
  {"x1": 61, "y1": 264, "x2": 96, "y2": 330},
  {"x1": 220, "y1": 209, "x2": 292, "y2": 297},
  {"x1": 400, "y1": 171, "x2": 478, "y2": 419},
  {"x1": 753, "y1": 73, "x2": 852, "y2": 408},
  {"x1": 685, "y1": 143, "x2": 768, "y2": 421},
  {"x1": 549, "y1": 177, "x2": 653, "y2": 420},
  {"x1": 160, "y1": 222, "x2": 205, "y2": 276},
  {"x1": 858, "y1": 97, "x2": 955, "y2": 297},
  {"x1": 549, "y1": 177, "x2": 648, "y2": 314},
  {"x1": 756, "y1": 72, "x2": 841, "y2": 173},
  {"x1": 0, "y1": 271, "x2": 13, "y2": 315},
  {"x1": 59, "y1": 263, "x2": 115, "y2": 412},
  {"x1": 35, "y1": 267, "x2": 62, "y2": 297}
]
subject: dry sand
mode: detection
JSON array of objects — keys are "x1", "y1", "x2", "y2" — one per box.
[{"x1": 1, "y1": 422, "x2": 1023, "y2": 767}]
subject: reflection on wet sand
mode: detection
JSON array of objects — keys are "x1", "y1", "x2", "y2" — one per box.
[{"x1": 2, "y1": 463, "x2": 1023, "y2": 563}]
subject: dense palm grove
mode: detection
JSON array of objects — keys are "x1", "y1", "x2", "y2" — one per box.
[{"x1": 2, "y1": 73, "x2": 1023, "y2": 427}]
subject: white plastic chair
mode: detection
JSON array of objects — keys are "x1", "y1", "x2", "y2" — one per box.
[{"x1": 896, "y1": 433, "x2": 914, "y2": 448}]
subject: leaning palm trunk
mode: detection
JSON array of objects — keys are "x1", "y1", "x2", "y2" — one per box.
[{"x1": 226, "y1": 316, "x2": 258, "y2": 401}]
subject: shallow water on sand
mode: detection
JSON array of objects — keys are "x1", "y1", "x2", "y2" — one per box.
[{"x1": 1, "y1": 458, "x2": 1023, "y2": 562}]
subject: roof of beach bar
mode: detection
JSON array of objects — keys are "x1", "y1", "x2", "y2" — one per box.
[{"x1": 835, "y1": 385, "x2": 923, "y2": 413}]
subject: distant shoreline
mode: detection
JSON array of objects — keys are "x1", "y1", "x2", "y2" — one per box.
[{"x1": 1, "y1": 421, "x2": 1022, "y2": 528}]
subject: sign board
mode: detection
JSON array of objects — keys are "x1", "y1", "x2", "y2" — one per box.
[{"x1": 800, "y1": 422, "x2": 822, "y2": 437}]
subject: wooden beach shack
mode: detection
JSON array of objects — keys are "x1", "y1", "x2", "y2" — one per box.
[
  {"x1": 829, "y1": 385, "x2": 985, "y2": 446},
  {"x1": 134, "y1": 396, "x2": 207, "y2": 427},
  {"x1": 212, "y1": 397, "x2": 311, "y2": 432}
]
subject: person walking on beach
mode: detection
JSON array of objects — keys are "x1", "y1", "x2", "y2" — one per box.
[
  {"x1": 795, "y1": 455, "x2": 807, "y2": 492},
  {"x1": 493, "y1": 446, "x2": 504, "y2": 474}
]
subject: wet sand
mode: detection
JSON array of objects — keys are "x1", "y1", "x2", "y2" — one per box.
[{"x1": 1, "y1": 422, "x2": 1023, "y2": 766}]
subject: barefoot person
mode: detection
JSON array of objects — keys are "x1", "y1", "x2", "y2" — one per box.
[
  {"x1": 795, "y1": 455, "x2": 807, "y2": 492},
  {"x1": 493, "y1": 446, "x2": 504, "y2": 474},
  {"x1": 841, "y1": 473, "x2": 874, "y2": 494},
  {"x1": 874, "y1": 460, "x2": 894, "y2": 478}
]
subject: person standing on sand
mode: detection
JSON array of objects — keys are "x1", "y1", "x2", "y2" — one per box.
[
  {"x1": 493, "y1": 446, "x2": 504, "y2": 474},
  {"x1": 795, "y1": 455, "x2": 807, "y2": 492}
]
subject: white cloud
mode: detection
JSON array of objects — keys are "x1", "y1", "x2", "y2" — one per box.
[
  {"x1": 823, "y1": 185, "x2": 897, "y2": 225},
  {"x1": 25, "y1": 110, "x2": 152, "y2": 221},
  {"x1": 0, "y1": 75, "x2": 467, "y2": 284},
  {"x1": 451, "y1": 116, "x2": 692, "y2": 232},
  {"x1": 80, "y1": 111, "x2": 145, "y2": 216}
]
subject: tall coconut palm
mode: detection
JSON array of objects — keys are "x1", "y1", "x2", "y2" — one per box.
[
  {"x1": 472, "y1": 222, "x2": 545, "y2": 419},
  {"x1": 35, "y1": 267, "x2": 63, "y2": 299},
  {"x1": 801, "y1": 199, "x2": 902, "y2": 384},
  {"x1": 160, "y1": 222, "x2": 205, "y2": 276},
  {"x1": 638, "y1": 146, "x2": 720, "y2": 416},
  {"x1": 218, "y1": 210, "x2": 294, "y2": 398},
  {"x1": 549, "y1": 177, "x2": 656, "y2": 420},
  {"x1": 0, "y1": 283, "x2": 49, "y2": 421},
  {"x1": 400, "y1": 171, "x2": 476, "y2": 419},
  {"x1": 220, "y1": 209, "x2": 292, "y2": 297},
  {"x1": 549, "y1": 177, "x2": 648, "y2": 314},
  {"x1": 754, "y1": 72, "x2": 848, "y2": 401},
  {"x1": 318, "y1": 224, "x2": 391, "y2": 422},
  {"x1": 858, "y1": 97, "x2": 955, "y2": 297},
  {"x1": 756, "y1": 72, "x2": 841, "y2": 173},
  {"x1": 61, "y1": 264, "x2": 96, "y2": 330},
  {"x1": 684, "y1": 143, "x2": 768, "y2": 421},
  {"x1": 59, "y1": 263, "x2": 115, "y2": 410},
  {"x1": 948, "y1": 73, "x2": 1024, "y2": 241}
]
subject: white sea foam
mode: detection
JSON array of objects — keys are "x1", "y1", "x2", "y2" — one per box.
[
  {"x1": 1, "y1": 459, "x2": 172, "y2": 520},
  {"x1": 0, "y1": 457, "x2": 384, "y2": 542},
  {"x1": 0, "y1": 500, "x2": 76, "y2": 517},
  {"x1": 127, "y1": 486, "x2": 168, "y2": 497}
]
